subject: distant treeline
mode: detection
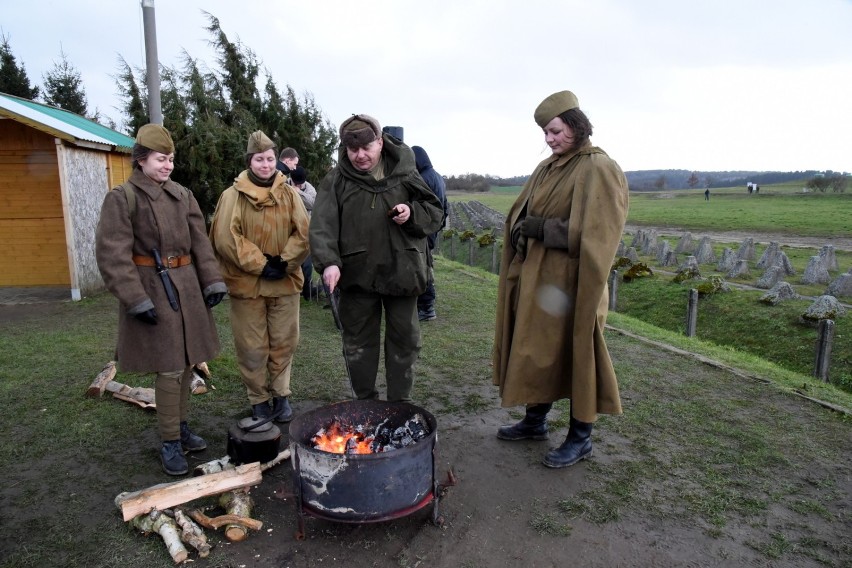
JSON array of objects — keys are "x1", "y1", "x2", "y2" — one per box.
[{"x1": 445, "y1": 170, "x2": 846, "y2": 192}]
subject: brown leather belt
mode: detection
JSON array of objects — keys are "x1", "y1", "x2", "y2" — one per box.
[{"x1": 132, "y1": 254, "x2": 192, "y2": 268}]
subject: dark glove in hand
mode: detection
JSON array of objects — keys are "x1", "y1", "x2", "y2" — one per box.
[
  {"x1": 261, "y1": 254, "x2": 287, "y2": 280},
  {"x1": 205, "y1": 292, "x2": 225, "y2": 308},
  {"x1": 519, "y1": 216, "x2": 546, "y2": 240},
  {"x1": 134, "y1": 308, "x2": 158, "y2": 325}
]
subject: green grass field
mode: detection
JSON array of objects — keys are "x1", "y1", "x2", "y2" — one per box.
[
  {"x1": 453, "y1": 184, "x2": 852, "y2": 237},
  {"x1": 447, "y1": 182, "x2": 851, "y2": 393}
]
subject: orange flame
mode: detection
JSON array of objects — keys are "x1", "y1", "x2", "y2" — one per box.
[{"x1": 311, "y1": 422, "x2": 376, "y2": 454}]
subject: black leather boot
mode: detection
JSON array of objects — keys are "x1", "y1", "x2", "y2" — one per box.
[
  {"x1": 272, "y1": 396, "x2": 293, "y2": 423},
  {"x1": 252, "y1": 401, "x2": 271, "y2": 419},
  {"x1": 161, "y1": 440, "x2": 188, "y2": 476},
  {"x1": 496, "y1": 403, "x2": 552, "y2": 441},
  {"x1": 180, "y1": 421, "x2": 207, "y2": 452},
  {"x1": 542, "y1": 416, "x2": 593, "y2": 468}
]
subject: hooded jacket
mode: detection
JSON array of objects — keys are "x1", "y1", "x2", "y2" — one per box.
[
  {"x1": 492, "y1": 143, "x2": 629, "y2": 423},
  {"x1": 412, "y1": 145, "x2": 449, "y2": 247},
  {"x1": 310, "y1": 134, "x2": 443, "y2": 296},
  {"x1": 209, "y1": 170, "x2": 310, "y2": 299}
]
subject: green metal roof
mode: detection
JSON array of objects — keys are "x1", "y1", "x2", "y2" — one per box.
[{"x1": 0, "y1": 92, "x2": 135, "y2": 152}]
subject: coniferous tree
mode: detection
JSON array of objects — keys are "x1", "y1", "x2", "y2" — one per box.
[
  {"x1": 115, "y1": 14, "x2": 338, "y2": 218},
  {"x1": 0, "y1": 34, "x2": 39, "y2": 99},
  {"x1": 115, "y1": 57, "x2": 148, "y2": 135},
  {"x1": 42, "y1": 48, "x2": 88, "y2": 115}
]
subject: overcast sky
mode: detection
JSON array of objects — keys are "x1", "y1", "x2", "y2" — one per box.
[{"x1": 3, "y1": 0, "x2": 851, "y2": 178}]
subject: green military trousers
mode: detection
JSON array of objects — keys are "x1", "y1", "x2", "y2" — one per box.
[
  {"x1": 230, "y1": 294, "x2": 300, "y2": 406},
  {"x1": 338, "y1": 291, "x2": 421, "y2": 402}
]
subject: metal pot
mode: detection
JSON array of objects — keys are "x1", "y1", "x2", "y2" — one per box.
[
  {"x1": 226, "y1": 417, "x2": 281, "y2": 465},
  {"x1": 289, "y1": 400, "x2": 439, "y2": 533}
]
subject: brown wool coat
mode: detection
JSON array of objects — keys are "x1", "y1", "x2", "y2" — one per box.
[
  {"x1": 208, "y1": 170, "x2": 310, "y2": 299},
  {"x1": 492, "y1": 144, "x2": 629, "y2": 423},
  {"x1": 95, "y1": 169, "x2": 225, "y2": 373}
]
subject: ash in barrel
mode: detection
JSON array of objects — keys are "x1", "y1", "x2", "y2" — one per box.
[{"x1": 311, "y1": 413, "x2": 430, "y2": 454}]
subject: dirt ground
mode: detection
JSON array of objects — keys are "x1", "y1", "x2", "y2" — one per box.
[{"x1": 3, "y1": 301, "x2": 851, "y2": 568}]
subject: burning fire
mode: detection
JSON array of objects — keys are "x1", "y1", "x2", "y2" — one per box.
[
  {"x1": 310, "y1": 414, "x2": 430, "y2": 455},
  {"x1": 311, "y1": 423, "x2": 375, "y2": 454}
]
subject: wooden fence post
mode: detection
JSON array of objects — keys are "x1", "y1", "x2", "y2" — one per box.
[
  {"x1": 608, "y1": 270, "x2": 618, "y2": 312},
  {"x1": 468, "y1": 239, "x2": 474, "y2": 267},
  {"x1": 491, "y1": 242, "x2": 499, "y2": 274},
  {"x1": 450, "y1": 235, "x2": 456, "y2": 260},
  {"x1": 686, "y1": 288, "x2": 698, "y2": 337},
  {"x1": 813, "y1": 319, "x2": 835, "y2": 382}
]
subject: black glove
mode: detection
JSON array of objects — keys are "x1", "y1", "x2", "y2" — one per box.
[
  {"x1": 261, "y1": 254, "x2": 287, "y2": 280},
  {"x1": 519, "y1": 216, "x2": 546, "y2": 240},
  {"x1": 134, "y1": 308, "x2": 158, "y2": 325},
  {"x1": 205, "y1": 292, "x2": 225, "y2": 308}
]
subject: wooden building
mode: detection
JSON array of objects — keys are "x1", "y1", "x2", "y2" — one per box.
[{"x1": 0, "y1": 92, "x2": 135, "y2": 300}]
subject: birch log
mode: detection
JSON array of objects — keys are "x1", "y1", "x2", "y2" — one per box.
[
  {"x1": 219, "y1": 488, "x2": 256, "y2": 542},
  {"x1": 115, "y1": 462, "x2": 263, "y2": 521},
  {"x1": 130, "y1": 509, "x2": 188, "y2": 564},
  {"x1": 173, "y1": 509, "x2": 211, "y2": 557}
]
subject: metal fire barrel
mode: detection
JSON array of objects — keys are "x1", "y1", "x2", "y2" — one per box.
[{"x1": 289, "y1": 400, "x2": 438, "y2": 526}]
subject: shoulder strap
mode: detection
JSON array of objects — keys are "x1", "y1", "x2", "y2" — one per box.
[{"x1": 123, "y1": 184, "x2": 137, "y2": 219}]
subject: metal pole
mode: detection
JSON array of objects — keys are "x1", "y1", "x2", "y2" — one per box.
[
  {"x1": 686, "y1": 289, "x2": 698, "y2": 337},
  {"x1": 141, "y1": 0, "x2": 163, "y2": 125},
  {"x1": 813, "y1": 319, "x2": 835, "y2": 382},
  {"x1": 491, "y1": 242, "x2": 498, "y2": 274}
]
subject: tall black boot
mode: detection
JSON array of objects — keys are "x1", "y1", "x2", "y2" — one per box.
[
  {"x1": 542, "y1": 416, "x2": 593, "y2": 468},
  {"x1": 496, "y1": 403, "x2": 552, "y2": 441}
]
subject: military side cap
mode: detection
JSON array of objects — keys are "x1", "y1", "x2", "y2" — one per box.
[
  {"x1": 534, "y1": 90, "x2": 580, "y2": 127},
  {"x1": 136, "y1": 124, "x2": 175, "y2": 154},
  {"x1": 246, "y1": 130, "x2": 276, "y2": 154}
]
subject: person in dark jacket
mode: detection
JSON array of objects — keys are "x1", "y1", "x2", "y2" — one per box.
[
  {"x1": 96, "y1": 123, "x2": 227, "y2": 476},
  {"x1": 411, "y1": 145, "x2": 448, "y2": 321},
  {"x1": 310, "y1": 114, "x2": 443, "y2": 401}
]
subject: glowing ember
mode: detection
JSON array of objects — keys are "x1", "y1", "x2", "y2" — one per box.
[{"x1": 310, "y1": 414, "x2": 430, "y2": 454}]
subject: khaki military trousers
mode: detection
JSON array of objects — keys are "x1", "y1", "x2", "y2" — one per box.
[
  {"x1": 230, "y1": 294, "x2": 300, "y2": 405},
  {"x1": 155, "y1": 366, "x2": 192, "y2": 441},
  {"x1": 338, "y1": 291, "x2": 421, "y2": 402}
]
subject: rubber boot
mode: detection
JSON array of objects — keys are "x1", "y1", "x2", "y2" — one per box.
[
  {"x1": 180, "y1": 421, "x2": 207, "y2": 452},
  {"x1": 272, "y1": 396, "x2": 293, "y2": 423},
  {"x1": 496, "y1": 403, "x2": 552, "y2": 441},
  {"x1": 161, "y1": 440, "x2": 188, "y2": 476},
  {"x1": 542, "y1": 416, "x2": 593, "y2": 468},
  {"x1": 252, "y1": 401, "x2": 272, "y2": 419}
]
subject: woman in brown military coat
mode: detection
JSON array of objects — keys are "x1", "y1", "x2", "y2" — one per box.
[
  {"x1": 96, "y1": 124, "x2": 227, "y2": 476},
  {"x1": 492, "y1": 90, "x2": 629, "y2": 468}
]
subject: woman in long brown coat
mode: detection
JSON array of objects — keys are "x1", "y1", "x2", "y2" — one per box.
[
  {"x1": 96, "y1": 124, "x2": 227, "y2": 476},
  {"x1": 492, "y1": 90, "x2": 629, "y2": 468}
]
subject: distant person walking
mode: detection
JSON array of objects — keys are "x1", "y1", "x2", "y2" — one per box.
[{"x1": 704, "y1": 188, "x2": 710, "y2": 201}]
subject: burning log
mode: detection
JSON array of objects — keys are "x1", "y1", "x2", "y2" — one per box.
[
  {"x1": 129, "y1": 508, "x2": 188, "y2": 564},
  {"x1": 311, "y1": 413, "x2": 430, "y2": 454},
  {"x1": 173, "y1": 509, "x2": 211, "y2": 557}
]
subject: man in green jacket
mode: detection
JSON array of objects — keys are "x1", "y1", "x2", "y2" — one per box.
[{"x1": 310, "y1": 114, "x2": 443, "y2": 401}]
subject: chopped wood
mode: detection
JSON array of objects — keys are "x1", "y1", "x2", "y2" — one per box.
[
  {"x1": 192, "y1": 449, "x2": 290, "y2": 477},
  {"x1": 86, "y1": 361, "x2": 116, "y2": 397},
  {"x1": 115, "y1": 462, "x2": 263, "y2": 522},
  {"x1": 174, "y1": 509, "x2": 211, "y2": 558},
  {"x1": 188, "y1": 509, "x2": 263, "y2": 532},
  {"x1": 107, "y1": 382, "x2": 155, "y2": 409},
  {"x1": 219, "y1": 488, "x2": 256, "y2": 542},
  {"x1": 130, "y1": 508, "x2": 188, "y2": 564}
]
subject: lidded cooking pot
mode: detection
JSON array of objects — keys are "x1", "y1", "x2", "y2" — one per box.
[{"x1": 227, "y1": 417, "x2": 281, "y2": 465}]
